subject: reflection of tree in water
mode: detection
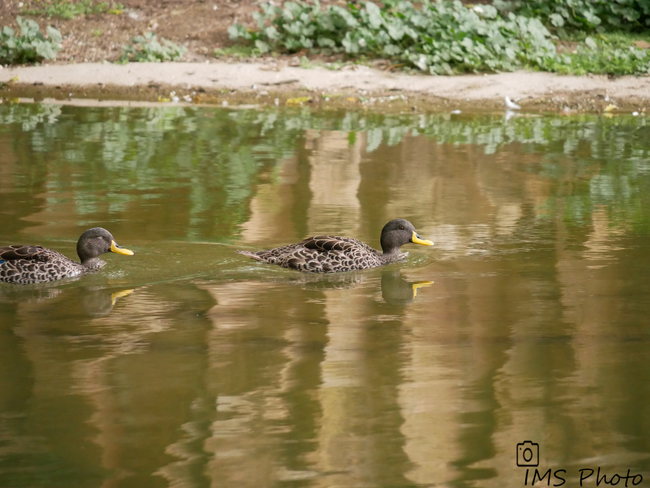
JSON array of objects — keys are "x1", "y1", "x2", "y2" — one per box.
[{"x1": 2, "y1": 105, "x2": 649, "y2": 243}]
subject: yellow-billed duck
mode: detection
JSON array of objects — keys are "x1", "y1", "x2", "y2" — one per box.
[
  {"x1": 0, "y1": 227, "x2": 134, "y2": 285},
  {"x1": 237, "y1": 218, "x2": 433, "y2": 273}
]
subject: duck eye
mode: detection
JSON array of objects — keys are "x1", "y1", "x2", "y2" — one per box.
[{"x1": 399, "y1": 226, "x2": 404, "y2": 230}]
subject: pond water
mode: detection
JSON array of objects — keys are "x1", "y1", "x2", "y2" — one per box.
[{"x1": 1, "y1": 103, "x2": 650, "y2": 488}]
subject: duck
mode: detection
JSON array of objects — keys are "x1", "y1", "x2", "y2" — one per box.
[
  {"x1": 237, "y1": 219, "x2": 433, "y2": 273},
  {"x1": 0, "y1": 227, "x2": 134, "y2": 285}
]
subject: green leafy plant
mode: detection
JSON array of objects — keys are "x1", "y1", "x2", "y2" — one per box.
[
  {"x1": 0, "y1": 16, "x2": 62, "y2": 65},
  {"x1": 493, "y1": 0, "x2": 650, "y2": 33},
  {"x1": 119, "y1": 32, "x2": 187, "y2": 63},
  {"x1": 228, "y1": 0, "x2": 558, "y2": 74},
  {"x1": 21, "y1": 0, "x2": 124, "y2": 20}
]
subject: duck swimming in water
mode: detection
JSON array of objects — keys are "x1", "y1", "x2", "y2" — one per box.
[
  {"x1": 0, "y1": 227, "x2": 134, "y2": 285},
  {"x1": 237, "y1": 219, "x2": 433, "y2": 273}
]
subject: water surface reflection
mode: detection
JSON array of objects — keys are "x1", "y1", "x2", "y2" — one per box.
[{"x1": 0, "y1": 104, "x2": 649, "y2": 488}]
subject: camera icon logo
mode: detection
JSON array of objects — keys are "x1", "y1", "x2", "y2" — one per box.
[{"x1": 516, "y1": 441, "x2": 539, "y2": 467}]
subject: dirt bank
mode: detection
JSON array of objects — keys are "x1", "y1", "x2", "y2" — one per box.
[{"x1": 1, "y1": 62, "x2": 649, "y2": 113}]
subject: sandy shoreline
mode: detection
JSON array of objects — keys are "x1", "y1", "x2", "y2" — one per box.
[{"x1": 1, "y1": 61, "x2": 649, "y2": 112}]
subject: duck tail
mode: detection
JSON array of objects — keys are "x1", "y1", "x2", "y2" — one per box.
[{"x1": 236, "y1": 250, "x2": 265, "y2": 261}]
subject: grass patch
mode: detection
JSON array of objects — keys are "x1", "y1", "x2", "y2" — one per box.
[
  {"x1": 213, "y1": 45, "x2": 259, "y2": 58},
  {"x1": 546, "y1": 32, "x2": 650, "y2": 75},
  {"x1": 21, "y1": 0, "x2": 124, "y2": 19}
]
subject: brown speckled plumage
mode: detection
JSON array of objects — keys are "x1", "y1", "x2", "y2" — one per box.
[
  {"x1": 237, "y1": 219, "x2": 433, "y2": 273},
  {"x1": 0, "y1": 228, "x2": 134, "y2": 285}
]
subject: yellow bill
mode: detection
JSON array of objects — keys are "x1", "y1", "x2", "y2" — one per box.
[
  {"x1": 110, "y1": 240, "x2": 135, "y2": 256},
  {"x1": 111, "y1": 289, "x2": 134, "y2": 305},
  {"x1": 412, "y1": 280, "x2": 434, "y2": 297},
  {"x1": 411, "y1": 231, "x2": 434, "y2": 246}
]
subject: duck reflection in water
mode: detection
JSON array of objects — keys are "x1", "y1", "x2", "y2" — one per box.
[
  {"x1": 0, "y1": 285, "x2": 134, "y2": 318},
  {"x1": 80, "y1": 288, "x2": 134, "y2": 317},
  {"x1": 270, "y1": 267, "x2": 432, "y2": 304},
  {"x1": 381, "y1": 270, "x2": 433, "y2": 305}
]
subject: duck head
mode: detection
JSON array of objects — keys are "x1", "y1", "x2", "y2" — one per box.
[
  {"x1": 77, "y1": 227, "x2": 134, "y2": 266},
  {"x1": 380, "y1": 219, "x2": 434, "y2": 255}
]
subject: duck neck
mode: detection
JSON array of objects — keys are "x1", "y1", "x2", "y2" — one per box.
[
  {"x1": 381, "y1": 248, "x2": 405, "y2": 262},
  {"x1": 80, "y1": 257, "x2": 106, "y2": 269},
  {"x1": 382, "y1": 247, "x2": 401, "y2": 256}
]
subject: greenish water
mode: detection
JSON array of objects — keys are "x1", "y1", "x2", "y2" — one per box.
[{"x1": 1, "y1": 103, "x2": 650, "y2": 488}]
